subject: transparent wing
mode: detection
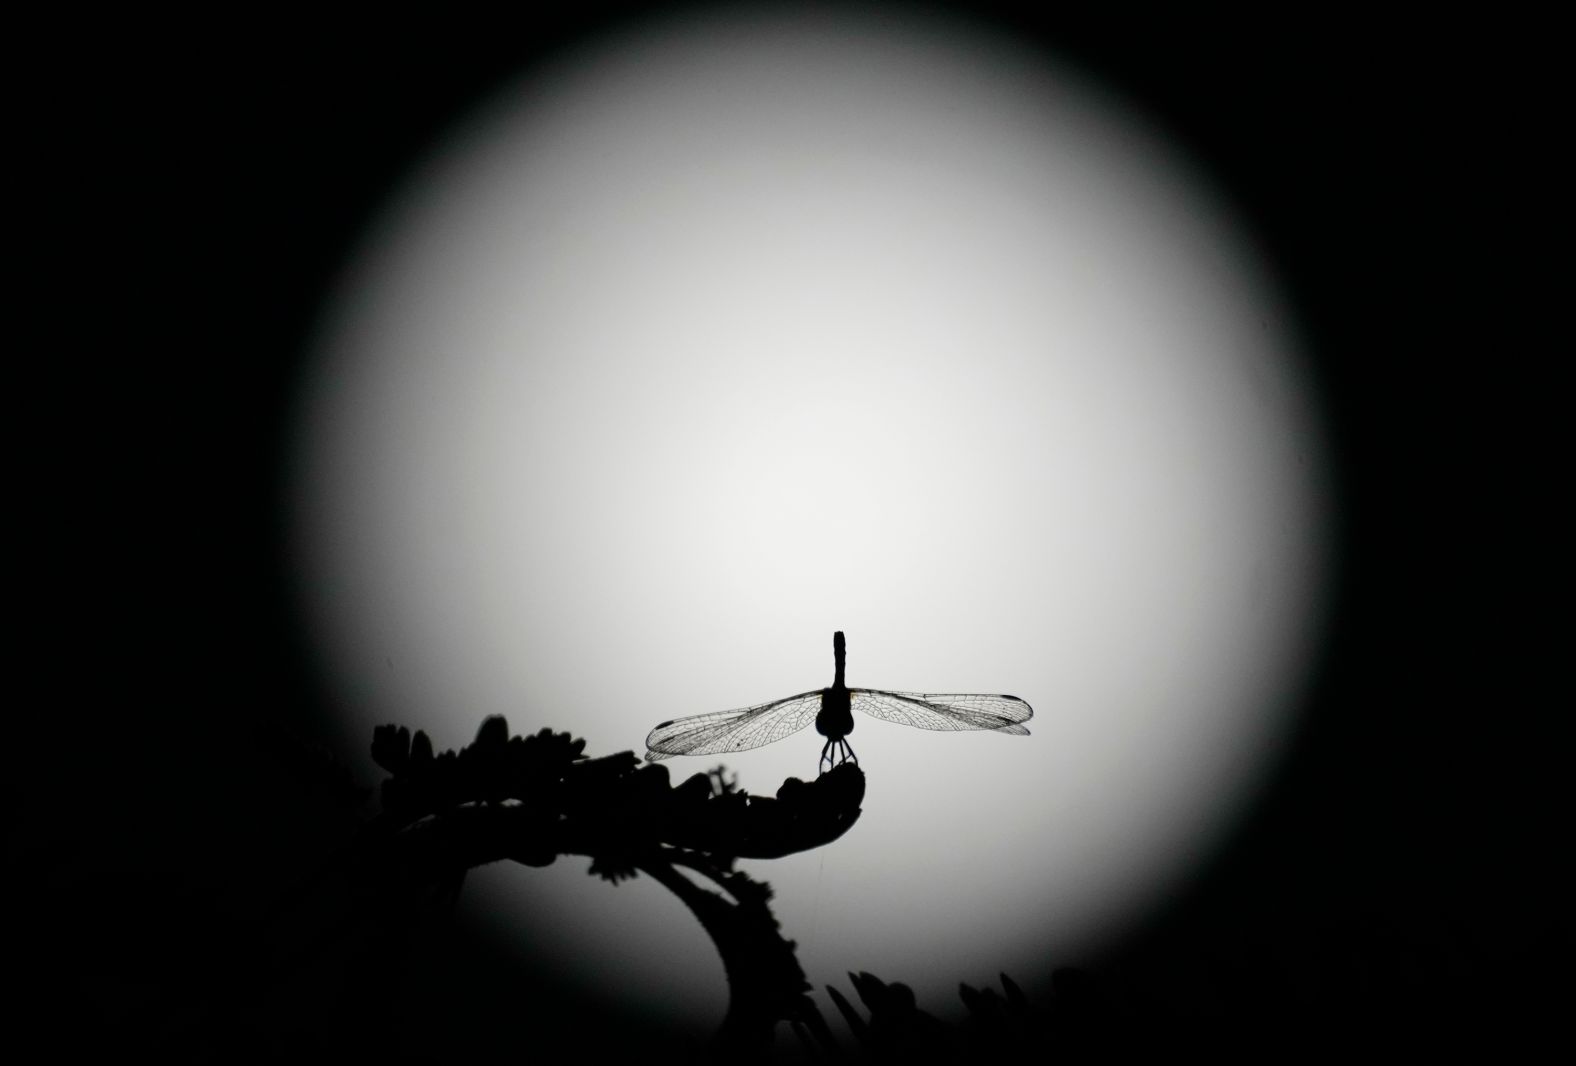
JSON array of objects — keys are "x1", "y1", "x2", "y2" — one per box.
[
  {"x1": 849, "y1": 690, "x2": 1033, "y2": 734},
  {"x1": 644, "y1": 689, "x2": 825, "y2": 760}
]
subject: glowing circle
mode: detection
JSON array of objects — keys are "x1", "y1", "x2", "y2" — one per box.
[{"x1": 289, "y1": 7, "x2": 1332, "y2": 1035}]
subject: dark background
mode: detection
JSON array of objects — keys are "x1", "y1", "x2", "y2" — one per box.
[{"x1": 17, "y1": 3, "x2": 1564, "y2": 1057}]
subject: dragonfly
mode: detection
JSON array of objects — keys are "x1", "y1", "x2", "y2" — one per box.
[{"x1": 644, "y1": 632, "x2": 1033, "y2": 773}]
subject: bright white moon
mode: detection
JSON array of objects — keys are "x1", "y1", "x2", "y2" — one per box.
[{"x1": 290, "y1": 8, "x2": 1331, "y2": 1037}]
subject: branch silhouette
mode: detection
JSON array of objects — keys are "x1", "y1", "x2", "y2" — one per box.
[{"x1": 264, "y1": 715, "x2": 865, "y2": 1055}]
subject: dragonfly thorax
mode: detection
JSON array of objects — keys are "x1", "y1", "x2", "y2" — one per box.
[{"x1": 815, "y1": 684, "x2": 854, "y2": 739}]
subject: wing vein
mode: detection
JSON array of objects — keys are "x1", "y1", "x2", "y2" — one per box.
[
  {"x1": 849, "y1": 690, "x2": 1033, "y2": 734},
  {"x1": 644, "y1": 689, "x2": 825, "y2": 759}
]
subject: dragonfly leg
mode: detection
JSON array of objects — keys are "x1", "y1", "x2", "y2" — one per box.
[{"x1": 819, "y1": 736, "x2": 859, "y2": 774}]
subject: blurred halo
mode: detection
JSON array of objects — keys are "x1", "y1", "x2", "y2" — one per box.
[{"x1": 288, "y1": 4, "x2": 1332, "y2": 1033}]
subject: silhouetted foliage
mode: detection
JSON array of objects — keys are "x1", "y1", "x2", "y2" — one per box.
[
  {"x1": 283, "y1": 716, "x2": 869, "y2": 1056},
  {"x1": 247, "y1": 717, "x2": 1571, "y2": 1060},
  {"x1": 802, "y1": 917, "x2": 1576, "y2": 1062},
  {"x1": 367, "y1": 717, "x2": 865, "y2": 864}
]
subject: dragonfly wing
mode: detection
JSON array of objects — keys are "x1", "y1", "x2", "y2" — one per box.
[
  {"x1": 849, "y1": 690, "x2": 1033, "y2": 734},
  {"x1": 644, "y1": 689, "x2": 825, "y2": 760}
]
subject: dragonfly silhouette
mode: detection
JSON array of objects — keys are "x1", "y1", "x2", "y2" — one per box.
[{"x1": 644, "y1": 632, "x2": 1033, "y2": 773}]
